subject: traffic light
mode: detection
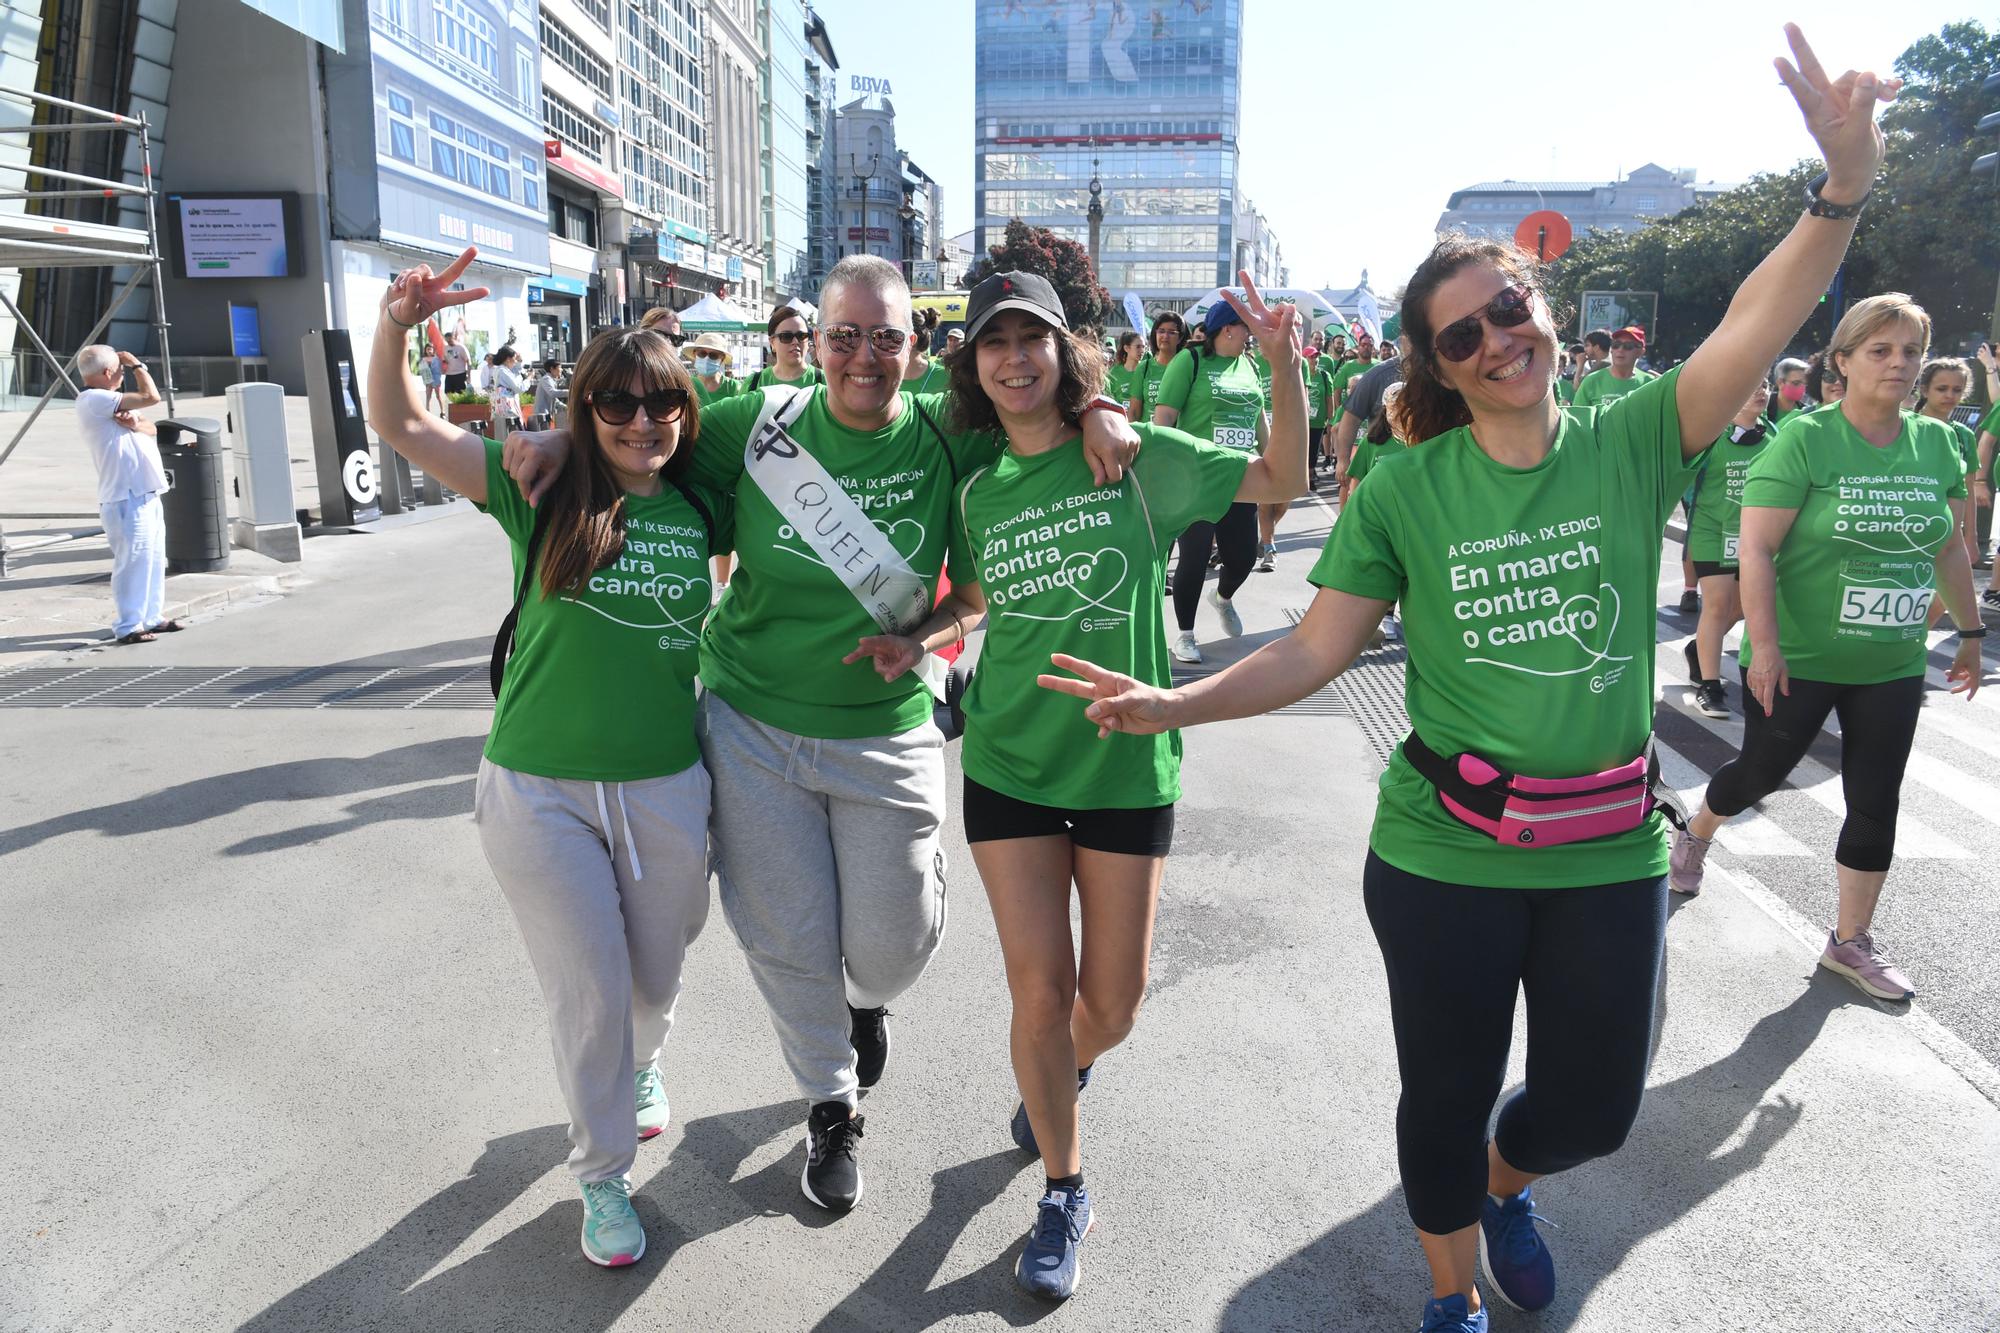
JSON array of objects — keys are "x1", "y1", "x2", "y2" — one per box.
[{"x1": 1975, "y1": 69, "x2": 2000, "y2": 184}]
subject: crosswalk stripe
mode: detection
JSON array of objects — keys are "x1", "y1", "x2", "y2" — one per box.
[{"x1": 1654, "y1": 739, "x2": 1813, "y2": 857}]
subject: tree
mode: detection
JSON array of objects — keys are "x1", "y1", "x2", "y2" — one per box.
[
  {"x1": 1544, "y1": 20, "x2": 1999, "y2": 363},
  {"x1": 964, "y1": 219, "x2": 1113, "y2": 335}
]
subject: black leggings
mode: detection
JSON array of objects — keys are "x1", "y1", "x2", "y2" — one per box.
[
  {"x1": 1172, "y1": 500, "x2": 1257, "y2": 630},
  {"x1": 1362, "y1": 852, "x2": 1667, "y2": 1235},
  {"x1": 1704, "y1": 670, "x2": 1922, "y2": 873}
]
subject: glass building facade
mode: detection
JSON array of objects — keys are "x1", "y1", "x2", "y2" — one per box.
[{"x1": 973, "y1": 0, "x2": 1241, "y2": 324}]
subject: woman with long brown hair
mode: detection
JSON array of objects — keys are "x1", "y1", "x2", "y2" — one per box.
[
  {"x1": 366, "y1": 248, "x2": 729, "y2": 1271},
  {"x1": 1037, "y1": 29, "x2": 1894, "y2": 1331}
]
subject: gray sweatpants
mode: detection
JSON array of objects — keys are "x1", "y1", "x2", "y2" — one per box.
[
  {"x1": 473, "y1": 759, "x2": 712, "y2": 1181},
  {"x1": 700, "y1": 692, "x2": 948, "y2": 1108}
]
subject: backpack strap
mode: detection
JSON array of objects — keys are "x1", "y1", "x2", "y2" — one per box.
[
  {"x1": 490, "y1": 502, "x2": 554, "y2": 698},
  {"x1": 664, "y1": 477, "x2": 716, "y2": 557},
  {"x1": 911, "y1": 400, "x2": 962, "y2": 489}
]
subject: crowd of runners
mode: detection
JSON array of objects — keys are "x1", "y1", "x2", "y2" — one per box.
[{"x1": 361, "y1": 25, "x2": 1995, "y2": 1333}]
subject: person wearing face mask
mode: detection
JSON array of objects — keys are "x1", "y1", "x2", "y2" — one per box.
[
  {"x1": 745, "y1": 306, "x2": 821, "y2": 391},
  {"x1": 1036, "y1": 29, "x2": 1898, "y2": 1332},
  {"x1": 1680, "y1": 381, "x2": 1775, "y2": 717},
  {"x1": 1769, "y1": 357, "x2": 1811, "y2": 424},
  {"x1": 1670, "y1": 295, "x2": 1982, "y2": 1001},
  {"x1": 1153, "y1": 298, "x2": 1270, "y2": 663},
  {"x1": 502, "y1": 256, "x2": 1142, "y2": 1217},
  {"x1": 1571, "y1": 325, "x2": 1654, "y2": 408},
  {"x1": 930, "y1": 270, "x2": 1305, "y2": 1301},
  {"x1": 681, "y1": 334, "x2": 738, "y2": 406},
  {"x1": 366, "y1": 248, "x2": 730, "y2": 1271}
]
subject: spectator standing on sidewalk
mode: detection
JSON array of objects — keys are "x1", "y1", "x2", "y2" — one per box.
[
  {"x1": 442, "y1": 331, "x2": 470, "y2": 394},
  {"x1": 76, "y1": 345, "x2": 180, "y2": 645}
]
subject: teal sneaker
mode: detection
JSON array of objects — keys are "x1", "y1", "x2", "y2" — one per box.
[
  {"x1": 579, "y1": 1177, "x2": 645, "y2": 1267},
  {"x1": 635, "y1": 1065, "x2": 670, "y2": 1140}
]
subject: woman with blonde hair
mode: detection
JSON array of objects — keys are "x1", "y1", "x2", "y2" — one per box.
[{"x1": 1670, "y1": 294, "x2": 1983, "y2": 999}]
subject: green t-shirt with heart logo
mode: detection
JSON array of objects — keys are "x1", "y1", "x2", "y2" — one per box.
[
  {"x1": 1155, "y1": 348, "x2": 1265, "y2": 452},
  {"x1": 1106, "y1": 361, "x2": 1140, "y2": 411},
  {"x1": 1306, "y1": 361, "x2": 1334, "y2": 429},
  {"x1": 1311, "y1": 369, "x2": 1698, "y2": 889},
  {"x1": 1739, "y1": 405, "x2": 1966, "y2": 685},
  {"x1": 686, "y1": 386, "x2": 1000, "y2": 738},
  {"x1": 477, "y1": 440, "x2": 730, "y2": 781},
  {"x1": 1685, "y1": 422, "x2": 1772, "y2": 566},
  {"x1": 949, "y1": 426, "x2": 1249, "y2": 809},
  {"x1": 1134, "y1": 353, "x2": 1175, "y2": 418}
]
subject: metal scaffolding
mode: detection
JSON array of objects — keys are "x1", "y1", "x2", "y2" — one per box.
[{"x1": 0, "y1": 82, "x2": 175, "y2": 577}]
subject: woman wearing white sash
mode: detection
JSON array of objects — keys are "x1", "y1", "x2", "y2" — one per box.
[{"x1": 504, "y1": 256, "x2": 1139, "y2": 1213}]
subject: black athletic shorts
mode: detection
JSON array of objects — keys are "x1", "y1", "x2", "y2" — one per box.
[
  {"x1": 1691, "y1": 560, "x2": 1738, "y2": 580},
  {"x1": 962, "y1": 776, "x2": 1175, "y2": 856}
]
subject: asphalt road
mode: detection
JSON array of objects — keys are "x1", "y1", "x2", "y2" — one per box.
[{"x1": 3, "y1": 493, "x2": 1996, "y2": 1332}]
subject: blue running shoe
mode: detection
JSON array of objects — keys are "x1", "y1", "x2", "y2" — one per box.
[
  {"x1": 1479, "y1": 1187, "x2": 1557, "y2": 1311},
  {"x1": 1015, "y1": 1185, "x2": 1092, "y2": 1301},
  {"x1": 1010, "y1": 1064, "x2": 1093, "y2": 1157},
  {"x1": 1416, "y1": 1293, "x2": 1487, "y2": 1332}
]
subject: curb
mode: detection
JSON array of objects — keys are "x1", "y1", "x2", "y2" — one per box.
[{"x1": 2, "y1": 566, "x2": 305, "y2": 673}]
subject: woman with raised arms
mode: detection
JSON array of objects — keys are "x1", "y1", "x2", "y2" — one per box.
[{"x1": 1037, "y1": 29, "x2": 1894, "y2": 1332}]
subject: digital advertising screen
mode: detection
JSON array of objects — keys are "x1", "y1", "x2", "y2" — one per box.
[{"x1": 169, "y1": 194, "x2": 302, "y2": 279}]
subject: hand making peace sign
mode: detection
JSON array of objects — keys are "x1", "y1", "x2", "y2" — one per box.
[
  {"x1": 1215, "y1": 268, "x2": 1302, "y2": 369},
  {"x1": 381, "y1": 245, "x2": 491, "y2": 328},
  {"x1": 1774, "y1": 23, "x2": 1898, "y2": 200}
]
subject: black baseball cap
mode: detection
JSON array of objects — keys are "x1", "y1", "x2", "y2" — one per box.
[{"x1": 963, "y1": 270, "x2": 1067, "y2": 343}]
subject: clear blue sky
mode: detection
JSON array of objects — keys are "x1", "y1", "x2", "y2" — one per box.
[{"x1": 805, "y1": 2, "x2": 1983, "y2": 299}]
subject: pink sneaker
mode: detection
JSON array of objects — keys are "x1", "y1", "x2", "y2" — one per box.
[
  {"x1": 1819, "y1": 929, "x2": 1915, "y2": 1001},
  {"x1": 1667, "y1": 828, "x2": 1710, "y2": 897}
]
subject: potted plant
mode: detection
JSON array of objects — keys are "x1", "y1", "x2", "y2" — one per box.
[{"x1": 445, "y1": 389, "x2": 490, "y2": 430}]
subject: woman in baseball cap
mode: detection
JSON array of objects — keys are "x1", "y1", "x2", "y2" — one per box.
[{"x1": 941, "y1": 268, "x2": 1309, "y2": 1301}]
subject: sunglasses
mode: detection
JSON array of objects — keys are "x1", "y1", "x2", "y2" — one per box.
[
  {"x1": 821, "y1": 323, "x2": 910, "y2": 356},
  {"x1": 771, "y1": 329, "x2": 811, "y2": 345},
  {"x1": 587, "y1": 387, "x2": 689, "y2": 425},
  {"x1": 1612, "y1": 341, "x2": 1642, "y2": 351},
  {"x1": 1432, "y1": 284, "x2": 1535, "y2": 363}
]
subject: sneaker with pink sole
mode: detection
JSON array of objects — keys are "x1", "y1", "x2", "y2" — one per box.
[
  {"x1": 1819, "y1": 929, "x2": 1915, "y2": 1001},
  {"x1": 1667, "y1": 828, "x2": 1711, "y2": 897}
]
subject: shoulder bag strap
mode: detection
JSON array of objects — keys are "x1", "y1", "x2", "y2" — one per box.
[{"x1": 490, "y1": 502, "x2": 554, "y2": 698}]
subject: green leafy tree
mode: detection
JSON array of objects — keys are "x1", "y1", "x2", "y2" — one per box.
[
  {"x1": 964, "y1": 219, "x2": 1113, "y2": 335},
  {"x1": 1545, "y1": 20, "x2": 1998, "y2": 364}
]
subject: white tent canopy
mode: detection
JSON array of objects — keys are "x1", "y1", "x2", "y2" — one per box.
[
  {"x1": 676, "y1": 291, "x2": 757, "y2": 331},
  {"x1": 1181, "y1": 287, "x2": 1345, "y2": 341}
]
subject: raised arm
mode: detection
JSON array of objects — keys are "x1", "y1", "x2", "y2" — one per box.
[
  {"x1": 113, "y1": 351, "x2": 161, "y2": 412},
  {"x1": 1208, "y1": 274, "x2": 1309, "y2": 503},
  {"x1": 1675, "y1": 25, "x2": 1896, "y2": 457},
  {"x1": 365, "y1": 248, "x2": 492, "y2": 502}
]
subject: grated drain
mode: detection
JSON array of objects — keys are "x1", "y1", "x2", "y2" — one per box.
[{"x1": 0, "y1": 663, "x2": 491, "y2": 710}]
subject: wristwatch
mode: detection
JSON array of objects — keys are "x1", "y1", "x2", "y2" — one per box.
[
  {"x1": 1961, "y1": 625, "x2": 1989, "y2": 640},
  {"x1": 1803, "y1": 171, "x2": 1869, "y2": 220}
]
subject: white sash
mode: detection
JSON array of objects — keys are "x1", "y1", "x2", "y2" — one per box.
[{"x1": 743, "y1": 386, "x2": 934, "y2": 639}]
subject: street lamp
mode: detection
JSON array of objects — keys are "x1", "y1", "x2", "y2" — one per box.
[
  {"x1": 849, "y1": 152, "x2": 879, "y2": 257},
  {"x1": 898, "y1": 193, "x2": 917, "y2": 285}
]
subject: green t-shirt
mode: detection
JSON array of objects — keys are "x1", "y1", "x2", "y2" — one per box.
[
  {"x1": 692, "y1": 375, "x2": 738, "y2": 407},
  {"x1": 743, "y1": 365, "x2": 824, "y2": 392},
  {"x1": 476, "y1": 440, "x2": 730, "y2": 782},
  {"x1": 1306, "y1": 362, "x2": 1334, "y2": 430},
  {"x1": 1249, "y1": 350, "x2": 1273, "y2": 392},
  {"x1": 1329, "y1": 358, "x2": 1374, "y2": 422},
  {"x1": 1571, "y1": 366, "x2": 1656, "y2": 409},
  {"x1": 1347, "y1": 434, "x2": 1409, "y2": 484},
  {"x1": 1685, "y1": 422, "x2": 1771, "y2": 566},
  {"x1": 1554, "y1": 376, "x2": 1577, "y2": 405},
  {"x1": 687, "y1": 386, "x2": 999, "y2": 738},
  {"x1": 1945, "y1": 418, "x2": 1976, "y2": 479},
  {"x1": 1105, "y1": 361, "x2": 1140, "y2": 409},
  {"x1": 949, "y1": 426, "x2": 1249, "y2": 809},
  {"x1": 1155, "y1": 348, "x2": 1265, "y2": 451},
  {"x1": 1739, "y1": 406, "x2": 1967, "y2": 686},
  {"x1": 1135, "y1": 354, "x2": 1173, "y2": 418},
  {"x1": 1311, "y1": 369, "x2": 1696, "y2": 889},
  {"x1": 905, "y1": 360, "x2": 951, "y2": 396}
]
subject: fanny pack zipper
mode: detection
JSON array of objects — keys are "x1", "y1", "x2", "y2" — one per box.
[{"x1": 1504, "y1": 791, "x2": 1649, "y2": 822}]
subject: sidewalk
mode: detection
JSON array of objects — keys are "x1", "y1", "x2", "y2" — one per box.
[{"x1": 0, "y1": 391, "x2": 463, "y2": 665}]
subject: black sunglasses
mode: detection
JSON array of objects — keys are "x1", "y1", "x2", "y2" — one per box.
[
  {"x1": 587, "y1": 387, "x2": 689, "y2": 425},
  {"x1": 1612, "y1": 340, "x2": 1642, "y2": 351},
  {"x1": 771, "y1": 329, "x2": 811, "y2": 345},
  {"x1": 821, "y1": 323, "x2": 910, "y2": 356},
  {"x1": 1433, "y1": 284, "x2": 1535, "y2": 363}
]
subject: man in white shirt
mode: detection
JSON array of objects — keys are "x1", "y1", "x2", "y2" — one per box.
[
  {"x1": 76, "y1": 344, "x2": 176, "y2": 644},
  {"x1": 441, "y1": 332, "x2": 470, "y2": 393}
]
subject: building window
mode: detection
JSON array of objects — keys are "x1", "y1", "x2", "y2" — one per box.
[
  {"x1": 539, "y1": 11, "x2": 614, "y2": 98},
  {"x1": 432, "y1": 0, "x2": 497, "y2": 79},
  {"x1": 543, "y1": 90, "x2": 606, "y2": 161},
  {"x1": 1633, "y1": 194, "x2": 1658, "y2": 211},
  {"x1": 521, "y1": 154, "x2": 541, "y2": 211}
]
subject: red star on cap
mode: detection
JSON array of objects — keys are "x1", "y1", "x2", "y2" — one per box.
[{"x1": 1002, "y1": 279, "x2": 1012, "y2": 291}]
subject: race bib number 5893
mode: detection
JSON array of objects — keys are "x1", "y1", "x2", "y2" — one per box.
[{"x1": 1213, "y1": 425, "x2": 1258, "y2": 452}]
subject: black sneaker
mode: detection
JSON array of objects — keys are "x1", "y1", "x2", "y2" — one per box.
[
  {"x1": 802, "y1": 1102, "x2": 865, "y2": 1212},
  {"x1": 1694, "y1": 680, "x2": 1729, "y2": 719},
  {"x1": 1682, "y1": 638, "x2": 1701, "y2": 682},
  {"x1": 1678, "y1": 589, "x2": 1700, "y2": 614},
  {"x1": 1983, "y1": 587, "x2": 2000, "y2": 608},
  {"x1": 1011, "y1": 1064, "x2": 1093, "y2": 1157},
  {"x1": 849, "y1": 1005, "x2": 890, "y2": 1090}
]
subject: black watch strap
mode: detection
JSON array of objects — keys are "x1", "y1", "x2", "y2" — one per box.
[
  {"x1": 1960, "y1": 625, "x2": 1989, "y2": 640},
  {"x1": 1804, "y1": 171, "x2": 1869, "y2": 220}
]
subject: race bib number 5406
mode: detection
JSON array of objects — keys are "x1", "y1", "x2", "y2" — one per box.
[{"x1": 1838, "y1": 584, "x2": 1931, "y2": 636}]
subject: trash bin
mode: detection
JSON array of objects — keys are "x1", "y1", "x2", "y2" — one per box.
[{"x1": 157, "y1": 416, "x2": 230, "y2": 573}]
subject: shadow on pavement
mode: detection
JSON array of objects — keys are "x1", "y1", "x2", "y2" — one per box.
[
  {"x1": 812, "y1": 1149, "x2": 1055, "y2": 1332},
  {"x1": 1220, "y1": 980, "x2": 1846, "y2": 1331},
  {"x1": 0, "y1": 733, "x2": 484, "y2": 859}
]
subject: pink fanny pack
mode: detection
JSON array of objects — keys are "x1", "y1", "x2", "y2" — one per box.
[{"x1": 1402, "y1": 733, "x2": 1686, "y2": 849}]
